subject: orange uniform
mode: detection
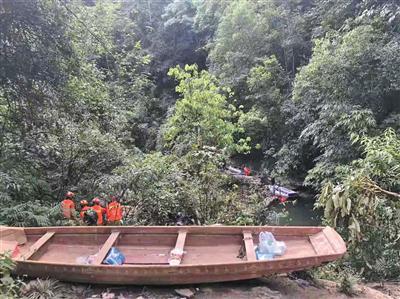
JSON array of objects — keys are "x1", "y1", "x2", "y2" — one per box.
[
  {"x1": 106, "y1": 201, "x2": 123, "y2": 222},
  {"x1": 79, "y1": 206, "x2": 90, "y2": 220},
  {"x1": 61, "y1": 199, "x2": 75, "y2": 219},
  {"x1": 92, "y1": 204, "x2": 106, "y2": 225}
]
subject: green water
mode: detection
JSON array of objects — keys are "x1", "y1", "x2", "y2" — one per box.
[{"x1": 272, "y1": 192, "x2": 323, "y2": 226}]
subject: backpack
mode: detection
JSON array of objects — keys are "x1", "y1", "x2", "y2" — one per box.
[{"x1": 83, "y1": 208, "x2": 98, "y2": 226}]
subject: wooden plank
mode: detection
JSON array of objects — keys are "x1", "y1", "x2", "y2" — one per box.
[
  {"x1": 93, "y1": 231, "x2": 120, "y2": 265},
  {"x1": 23, "y1": 225, "x2": 323, "y2": 237},
  {"x1": 309, "y1": 231, "x2": 334, "y2": 255},
  {"x1": 169, "y1": 230, "x2": 187, "y2": 265},
  {"x1": 243, "y1": 231, "x2": 257, "y2": 261},
  {"x1": 174, "y1": 230, "x2": 187, "y2": 252},
  {"x1": 23, "y1": 232, "x2": 55, "y2": 260}
]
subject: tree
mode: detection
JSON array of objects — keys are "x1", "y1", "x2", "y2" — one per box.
[
  {"x1": 0, "y1": 0, "x2": 151, "y2": 214},
  {"x1": 317, "y1": 129, "x2": 400, "y2": 279},
  {"x1": 164, "y1": 64, "x2": 249, "y2": 155},
  {"x1": 290, "y1": 24, "x2": 400, "y2": 188},
  {"x1": 238, "y1": 56, "x2": 289, "y2": 166},
  {"x1": 209, "y1": 0, "x2": 309, "y2": 89}
]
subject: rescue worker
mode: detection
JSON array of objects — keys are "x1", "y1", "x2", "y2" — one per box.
[
  {"x1": 61, "y1": 191, "x2": 76, "y2": 219},
  {"x1": 79, "y1": 200, "x2": 90, "y2": 221},
  {"x1": 243, "y1": 166, "x2": 251, "y2": 176},
  {"x1": 91, "y1": 197, "x2": 106, "y2": 225},
  {"x1": 106, "y1": 195, "x2": 123, "y2": 225}
]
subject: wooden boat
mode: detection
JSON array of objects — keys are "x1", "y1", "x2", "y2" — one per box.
[{"x1": 0, "y1": 225, "x2": 346, "y2": 285}]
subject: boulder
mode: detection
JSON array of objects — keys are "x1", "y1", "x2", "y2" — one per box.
[{"x1": 174, "y1": 288, "x2": 195, "y2": 298}]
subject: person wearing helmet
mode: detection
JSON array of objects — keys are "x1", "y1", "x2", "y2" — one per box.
[
  {"x1": 79, "y1": 200, "x2": 90, "y2": 221},
  {"x1": 106, "y1": 195, "x2": 123, "y2": 225},
  {"x1": 61, "y1": 191, "x2": 76, "y2": 219},
  {"x1": 91, "y1": 197, "x2": 106, "y2": 225}
]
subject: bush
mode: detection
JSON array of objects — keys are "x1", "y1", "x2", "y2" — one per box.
[
  {"x1": 21, "y1": 279, "x2": 65, "y2": 299},
  {"x1": 101, "y1": 147, "x2": 272, "y2": 226},
  {"x1": 316, "y1": 129, "x2": 400, "y2": 280},
  {"x1": 0, "y1": 252, "x2": 21, "y2": 298}
]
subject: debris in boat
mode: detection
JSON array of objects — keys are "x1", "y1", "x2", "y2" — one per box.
[
  {"x1": 174, "y1": 288, "x2": 195, "y2": 298},
  {"x1": 237, "y1": 243, "x2": 245, "y2": 259},
  {"x1": 76, "y1": 254, "x2": 98, "y2": 265},
  {"x1": 103, "y1": 247, "x2": 126, "y2": 265},
  {"x1": 256, "y1": 232, "x2": 287, "y2": 260},
  {"x1": 168, "y1": 248, "x2": 185, "y2": 266}
]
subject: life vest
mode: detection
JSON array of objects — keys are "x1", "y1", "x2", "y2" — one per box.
[
  {"x1": 278, "y1": 196, "x2": 288, "y2": 203},
  {"x1": 92, "y1": 204, "x2": 106, "y2": 225},
  {"x1": 243, "y1": 167, "x2": 251, "y2": 176},
  {"x1": 106, "y1": 202, "x2": 123, "y2": 222},
  {"x1": 61, "y1": 199, "x2": 75, "y2": 219}
]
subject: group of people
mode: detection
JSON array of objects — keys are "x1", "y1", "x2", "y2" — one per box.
[{"x1": 61, "y1": 191, "x2": 124, "y2": 226}]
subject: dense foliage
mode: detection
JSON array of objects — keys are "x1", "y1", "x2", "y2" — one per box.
[
  {"x1": 317, "y1": 129, "x2": 400, "y2": 279},
  {"x1": 0, "y1": 0, "x2": 399, "y2": 281},
  {"x1": 0, "y1": 253, "x2": 20, "y2": 298}
]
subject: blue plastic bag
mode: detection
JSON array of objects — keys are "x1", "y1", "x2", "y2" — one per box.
[
  {"x1": 103, "y1": 247, "x2": 126, "y2": 265},
  {"x1": 255, "y1": 248, "x2": 274, "y2": 260}
]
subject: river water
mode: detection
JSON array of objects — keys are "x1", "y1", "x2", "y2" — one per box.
[{"x1": 270, "y1": 192, "x2": 323, "y2": 226}]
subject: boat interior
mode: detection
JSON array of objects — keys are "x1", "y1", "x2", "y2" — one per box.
[{"x1": 1, "y1": 226, "x2": 339, "y2": 266}]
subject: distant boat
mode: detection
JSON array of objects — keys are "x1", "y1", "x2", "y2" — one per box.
[
  {"x1": 268, "y1": 185, "x2": 298, "y2": 198},
  {"x1": 0, "y1": 225, "x2": 346, "y2": 285}
]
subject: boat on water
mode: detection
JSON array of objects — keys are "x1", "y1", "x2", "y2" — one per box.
[
  {"x1": 268, "y1": 185, "x2": 298, "y2": 199},
  {"x1": 0, "y1": 225, "x2": 346, "y2": 285}
]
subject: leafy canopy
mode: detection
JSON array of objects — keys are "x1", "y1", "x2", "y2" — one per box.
[
  {"x1": 317, "y1": 129, "x2": 400, "y2": 279},
  {"x1": 164, "y1": 64, "x2": 249, "y2": 154}
]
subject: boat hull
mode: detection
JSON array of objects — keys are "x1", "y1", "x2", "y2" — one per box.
[
  {"x1": 16, "y1": 256, "x2": 332, "y2": 285},
  {"x1": 1, "y1": 226, "x2": 346, "y2": 285}
]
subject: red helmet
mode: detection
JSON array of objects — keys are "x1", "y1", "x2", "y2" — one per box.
[
  {"x1": 92, "y1": 197, "x2": 100, "y2": 205},
  {"x1": 66, "y1": 191, "x2": 75, "y2": 198},
  {"x1": 80, "y1": 200, "x2": 88, "y2": 206},
  {"x1": 110, "y1": 195, "x2": 119, "y2": 202}
]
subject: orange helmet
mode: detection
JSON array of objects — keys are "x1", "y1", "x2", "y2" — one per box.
[
  {"x1": 66, "y1": 191, "x2": 75, "y2": 198},
  {"x1": 80, "y1": 200, "x2": 88, "y2": 206},
  {"x1": 92, "y1": 197, "x2": 100, "y2": 205}
]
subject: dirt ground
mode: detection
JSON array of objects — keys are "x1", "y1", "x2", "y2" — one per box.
[{"x1": 72, "y1": 275, "x2": 400, "y2": 299}]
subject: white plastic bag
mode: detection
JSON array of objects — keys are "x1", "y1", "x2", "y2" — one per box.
[
  {"x1": 257, "y1": 232, "x2": 287, "y2": 258},
  {"x1": 258, "y1": 232, "x2": 276, "y2": 254},
  {"x1": 274, "y1": 241, "x2": 287, "y2": 256},
  {"x1": 75, "y1": 254, "x2": 98, "y2": 265}
]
